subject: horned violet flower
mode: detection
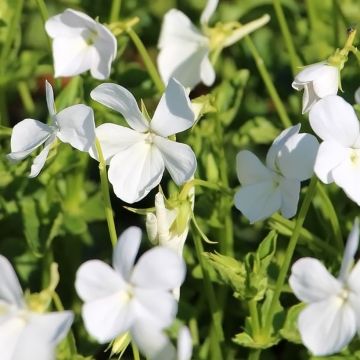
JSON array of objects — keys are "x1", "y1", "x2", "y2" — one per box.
[
  {"x1": 234, "y1": 124, "x2": 319, "y2": 223},
  {"x1": 45, "y1": 9, "x2": 117, "y2": 79},
  {"x1": 289, "y1": 218, "x2": 360, "y2": 356},
  {"x1": 7, "y1": 81, "x2": 95, "y2": 177}
]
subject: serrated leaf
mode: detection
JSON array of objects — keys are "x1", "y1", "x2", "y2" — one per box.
[{"x1": 280, "y1": 303, "x2": 304, "y2": 344}]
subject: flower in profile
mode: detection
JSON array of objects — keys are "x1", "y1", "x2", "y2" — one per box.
[
  {"x1": 309, "y1": 95, "x2": 360, "y2": 205},
  {"x1": 0, "y1": 255, "x2": 74, "y2": 360},
  {"x1": 7, "y1": 81, "x2": 95, "y2": 177},
  {"x1": 234, "y1": 124, "x2": 319, "y2": 223},
  {"x1": 90, "y1": 78, "x2": 197, "y2": 203},
  {"x1": 157, "y1": 0, "x2": 269, "y2": 89},
  {"x1": 75, "y1": 226, "x2": 186, "y2": 352},
  {"x1": 292, "y1": 62, "x2": 339, "y2": 113},
  {"x1": 45, "y1": 9, "x2": 117, "y2": 79},
  {"x1": 289, "y1": 218, "x2": 360, "y2": 356}
]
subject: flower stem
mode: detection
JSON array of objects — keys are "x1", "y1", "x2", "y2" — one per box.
[
  {"x1": 131, "y1": 342, "x2": 140, "y2": 360},
  {"x1": 17, "y1": 81, "x2": 35, "y2": 114},
  {"x1": 243, "y1": 36, "x2": 292, "y2": 128},
  {"x1": 109, "y1": 0, "x2": 122, "y2": 22},
  {"x1": 126, "y1": 28, "x2": 165, "y2": 93},
  {"x1": 249, "y1": 350, "x2": 261, "y2": 360},
  {"x1": 95, "y1": 139, "x2": 118, "y2": 248},
  {"x1": 34, "y1": 0, "x2": 52, "y2": 52},
  {"x1": 263, "y1": 176, "x2": 318, "y2": 335}
]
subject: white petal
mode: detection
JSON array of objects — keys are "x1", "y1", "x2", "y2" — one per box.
[
  {"x1": 300, "y1": 83, "x2": 319, "y2": 114},
  {"x1": 293, "y1": 62, "x2": 327, "y2": 83},
  {"x1": 298, "y1": 298, "x2": 356, "y2": 356},
  {"x1": 108, "y1": 142, "x2": 165, "y2": 203},
  {"x1": 200, "y1": 55, "x2": 216, "y2": 86},
  {"x1": 113, "y1": 226, "x2": 142, "y2": 281},
  {"x1": 7, "y1": 119, "x2": 52, "y2": 161},
  {"x1": 45, "y1": 81, "x2": 56, "y2": 117},
  {"x1": 90, "y1": 83, "x2": 148, "y2": 132},
  {"x1": 151, "y1": 78, "x2": 195, "y2": 137},
  {"x1": 75, "y1": 260, "x2": 125, "y2": 302},
  {"x1": 348, "y1": 260, "x2": 360, "y2": 295},
  {"x1": 153, "y1": 136, "x2": 196, "y2": 185},
  {"x1": 0, "y1": 316, "x2": 26, "y2": 360},
  {"x1": 312, "y1": 65, "x2": 339, "y2": 98},
  {"x1": 131, "y1": 247, "x2": 186, "y2": 290},
  {"x1": 200, "y1": 0, "x2": 218, "y2": 25},
  {"x1": 178, "y1": 326, "x2": 193, "y2": 360},
  {"x1": 236, "y1": 150, "x2": 273, "y2": 185},
  {"x1": 289, "y1": 258, "x2": 342, "y2": 303},
  {"x1": 234, "y1": 181, "x2": 281, "y2": 223},
  {"x1": 309, "y1": 95, "x2": 359, "y2": 146},
  {"x1": 56, "y1": 104, "x2": 95, "y2": 151},
  {"x1": 0, "y1": 256, "x2": 24, "y2": 308},
  {"x1": 278, "y1": 178, "x2": 300, "y2": 219},
  {"x1": 314, "y1": 141, "x2": 349, "y2": 184},
  {"x1": 277, "y1": 133, "x2": 319, "y2": 181}
]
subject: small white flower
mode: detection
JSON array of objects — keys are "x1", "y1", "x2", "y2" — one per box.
[
  {"x1": 292, "y1": 62, "x2": 339, "y2": 113},
  {"x1": 45, "y1": 9, "x2": 117, "y2": 79},
  {"x1": 90, "y1": 78, "x2": 197, "y2": 203},
  {"x1": 7, "y1": 81, "x2": 95, "y2": 177},
  {"x1": 234, "y1": 124, "x2": 319, "y2": 223},
  {"x1": 0, "y1": 255, "x2": 74, "y2": 360},
  {"x1": 75, "y1": 226, "x2": 186, "y2": 349},
  {"x1": 309, "y1": 95, "x2": 360, "y2": 205},
  {"x1": 289, "y1": 219, "x2": 360, "y2": 356}
]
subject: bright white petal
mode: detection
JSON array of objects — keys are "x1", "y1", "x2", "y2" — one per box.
[
  {"x1": 293, "y1": 62, "x2": 327, "y2": 83},
  {"x1": 200, "y1": 0, "x2": 218, "y2": 25},
  {"x1": 75, "y1": 260, "x2": 125, "y2": 302},
  {"x1": 178, "y1": 326, "x2": 193, "y2": 360},
  {"x1": 56, "y1": 104, "x2": 95, "y2": 151},
  {"x1": 90, "y1": 83, "x2": 148, "y2": 132},
  {"x1": 108, "y1": 142, "x2": 165, "y2": 203},
  {"x1": 131, "y1": 247, "x2": 186, "y2": 290},
  {"x1": 309, "y1": 95, "x2": 359, "y2": 146},
  {"x1": 45, "y1": 81, "x2": 56, "y2": 117},
  {"x1": 234, "y1": 181, "x2": 281, "y2": 223},
  {"x1": 312, "y1": 65, "x2": 339, "y2": 98},
  {"x1": 289, "y1": 258, "x2": 342, "y2": 303},
  {"x1": 278, "y1": 178, "x2": 300, "y2": 219},
  {"x1": 200, "y1": 55, "x2": 216, "y2": 86},
  {"x1": 151, "y1": 78, "x2": 195, "y2": 137},
  {"x1": 113, "y1": 226, "x2": 142, "y2": 281},
  {"x1": 0, "y1": 316, "x2": 26, "y2": 360},
  {"x1": 153, "y1": 136, "x2": 196, "y2": 185},
  {"x1": 236, "y1": 150, "x2": 273, "y2": 185},
  {"x1": 298, "y1": 298, "x2": 356, "y2": 356},
  {"x1": 301, "y1": 83, "x2": 319, "y2": 114}
]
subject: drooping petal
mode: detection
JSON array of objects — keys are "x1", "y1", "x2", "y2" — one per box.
[
  {"x1": 312, "y1": 65, "x2": 339, "y2": 98},
  {"x1": 234, "y1": 181, "x2": 281, "y2": 223},
  {"x1": 200, "y1": 55, "x2": 216, "y2": 86},
  {"x1": 178, "y1": 326, "x2": 193, "y2": 360},
  {"x1": 113, "y1": 226, "x2": 142, "y2": 281},
  {"x1": 236, "y1": 150, "x2": 273, "y2": 185},
  {"x1": 0, "y1": 316, "x2": 26, "y2": 360},
  {"x1": 289, "y1": 258, "x2": 342, "y2": 303},
  {"x1": 151, "y1": 78, "x2": 195, "y2": 137},
  {"x1": 56, "y1": 104, "x2": 95, "y2": 151},
  {"x1": 278, "y1": 178, "x2": 300, "y2": 219},
  {"x1": 200, "y1": 0, "x2": 218, "y2": 25},
  {"x1": 45, "y1": 81, "x2": 56, "y2": 117},
  {"x1": 0, "y1": 255, "x2": 24, "y2": 308},
  {"x1": 153, "y1": 136, "x2": 196, "y2": 185},
  {"x1": 131, "y1": 247, "x2": 186, "y2": 290},
  {"x1": 108, "y1": 141, "x2": 165, "y2": 203},
  {"x1": 90, "y1": 83, "x2": 148, "y2": 132},
  {"x1": 292, "y1": 62, "x2": 327, "y2": 83},
  {"x1": 7, "y1": 119, "x2": 53, "y2": 161},
  {"x1": 301, "y1": 83, "x2": 319, "y2": 114},
  {"x1": 309, "y1": 95, "x2": 359, "y2": 146},
  {"x1": 298, "y1": 298, "x2": 356, "y2": 356},
  {"x1": 75, "y1": 260, "x2": 125, "y2": 302}
]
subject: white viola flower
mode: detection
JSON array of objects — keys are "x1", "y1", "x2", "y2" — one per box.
[
  {"x1": 90, "y1": 78, "x2": 197, "y2": 203},
  {"x1": 309, "y1": 95, "x2": 360, "y2": 205},
  {"x1": 289, "y1": 219, "x2": 360, "y2": 356},
  {"x1": 292, "y1": 62, "x2": 339, "y2": 113},
  {"x1": 45, "y1": 9, "x2": 117, "y2": 79},
  {"x1": 75, "y1": 226, "x2": 186, "y2": 348},
  {"x1": 0, "y1": 255, "x2": 74, "y2": 360},
  {"x1": 7, "y1": 81, "x2": 95, "y2": 177},
  {"x1": 234, "y1": 124, "x2": 319, "y2": 223}
]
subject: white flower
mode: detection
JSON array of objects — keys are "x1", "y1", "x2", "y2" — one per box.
[
  {"x1": 0, "y1": 255, "x2": 74, "y2": 360},
  {"x1": 309, "y1": 95, "x2": 360, "y2": 205},
  {"x1": 292, "y1": 62, "x2": 339, "y2": 113},
  {"x1": 45, "y1": 9, "x2": 117, "y2": 79},
  {"x1": 90, "y1": 78, "x2": 197, "y2": 203},
  {"x1": 7, "y1": 81, "x2": 95, "y2": 177},
  {"x1": 75, "y1": 226, "x2": 186, "y2": 350},
  {"x1": 234, "y1": 124, "x2": 319, "y2": 223},
  {"x1": 289, "y1": 219, "x2": 360, "y2": 356}
]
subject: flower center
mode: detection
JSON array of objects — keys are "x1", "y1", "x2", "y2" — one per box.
[
  {"x1": 337, "y1": 287, "x2": 350, "y2": 303},
  {"x1": 350, "y1": 149, "x2": 360, "y2": 166},
  {"x1": 85, "y1": 29, "x2": 98, "y2": 46},
  {"x1": 144, "y1": 132, "x2": 155, "y2": 145},
  {"x1": 120, "y1": 285, "x2": 134, "y2": 305}
]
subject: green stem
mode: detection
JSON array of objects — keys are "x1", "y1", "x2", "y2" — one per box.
[
  {"x1": 131, "y1": 342, "x2": 141, "y2": 360},
  {"x1": 127, "y1": 28, "x2": 165, "y2": 93},
  {"x1": 249, "y1": 350, "x2": 261, "y2": 360},
  {"x1": 305, "y1": 0, "x2": 317, "y2": 34},
  {"x1": 17, "y1": 81, "x2": 35, "y2": 114},
  {"x1": 263, "y1": 176, "x2": 318, "y2": 335},
  {"x1": 95, "y1": 139, "x2": 118, "y2": 248},
  {"x1": 0, "y1": 89, "x2": 9, "y2": 126},
  {"x1": 34, "y1": 0, "x2": 52, "y2": 52},
  {"x1": 244, "y1": 36, "x2": 292, "y2": 128},
  {"x1": 249, "y1": 300, "x2": 260, "y2": 336},
  {"x1": 193, "y1": 232, "x2": 224, "y2": 359},
  {"x1": 272, "y1": 0, "x2": 301, "y2": 75},
  {"x1": 109, "y1": 0, "x2": 122, "y2": 22},
  {"x1": 332, "y1": 0, "x2": 340, "y2": 47}
]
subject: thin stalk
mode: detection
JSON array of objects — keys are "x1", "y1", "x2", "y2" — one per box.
[
  {"x1": 249, "y1": 300, "x2": 260, "y2": 336},
  {"x1": 249, "y1": 350, "x2": 261, "y2": 360},
  {"x1": 127, "y1": 28, "x2": 165, "y2": 93},
  {"x1": 95, "y1": 139, "x2": 118, "y2": 248},
  {"x1": 131, "y1": 342, "x2": 141, "y2": 360},
  {"x1": 263, "y1": 177, "x2": 318, "y2": 335},
  {"x1": 332, "y1": 0, "x2": 340, "y2": 47},
  {"x1": 305, "y1": 0, "x2": 317, "y2": 34},
  {"x1": 244, "y1": 36, "x2": 292, "y2": 128},
  {"x1": 0, "y1": 89, "x2": 9, "y2": 126},
  {"x1": 34, "y1": 0, "x2": 52, "y2": 51},
  {"x1": 17, "y1": 81, "x2": 35, "y2": 114},
  {"x1": 109, "y1": 0, "x2": 122, "y2": 22}
]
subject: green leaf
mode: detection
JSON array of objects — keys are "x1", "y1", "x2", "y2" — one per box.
[
  {"x1": 280, "y1": 303, "x2": 305, "y2": 344},
  {"x1": 233, "y1": 331, "x2": 280, "y2": 350}
]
